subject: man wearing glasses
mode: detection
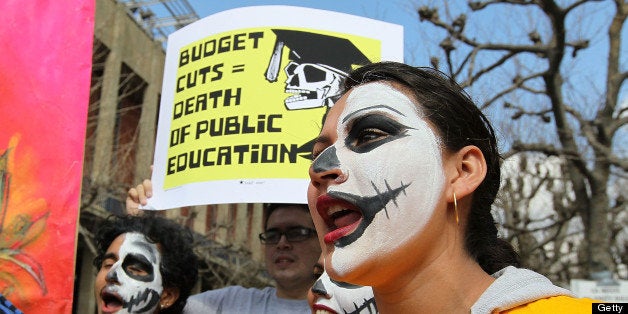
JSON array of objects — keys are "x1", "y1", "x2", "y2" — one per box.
[{"x1": 184, "y1": 203, "x2": 322, "y2": 313}]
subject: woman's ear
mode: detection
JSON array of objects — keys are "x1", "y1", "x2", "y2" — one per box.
[
  {"x1": 445, "y1": 145, "x2": 487, "y2": 201},
  {"x1": 159, "y1": 287, "x2": 180, "y2": 311}
]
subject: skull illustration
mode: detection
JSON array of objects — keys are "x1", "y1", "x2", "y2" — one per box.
[{"x1": 284, "y1": 61, "x2": 346, "y2": 110}]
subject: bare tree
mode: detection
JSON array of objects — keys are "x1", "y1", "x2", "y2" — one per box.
[
  {"x1": 496, "y1": 154, "x2": 588, "y2": 284},
  {"x1": 417, "y1": 0, "x2": 626, "y2": 280}
]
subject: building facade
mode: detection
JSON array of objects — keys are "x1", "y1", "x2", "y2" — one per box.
[{"x1": 74, "y1": 1, "x2": 270, "y2": 312}]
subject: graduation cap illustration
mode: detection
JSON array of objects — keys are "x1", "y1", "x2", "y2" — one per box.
[{"x1": 265, "y1": 29, "x2": 371, "y2": 110}]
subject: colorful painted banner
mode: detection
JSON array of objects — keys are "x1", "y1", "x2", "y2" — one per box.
[
  {"x1": 146, "y1": 5, "x2": 403, "y2": 209},
  {"x1": 0, "y1": 1, "x2": 94, "y2": 313}
]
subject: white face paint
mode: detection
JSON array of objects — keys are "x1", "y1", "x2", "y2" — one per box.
[
  {"x1": 311, "y1": 271, "x2": 377, "y2": 314},
  {"x1": 311, "y1": 82, "x2": 445, "y2": 276},
  {"x1": 100, "y1": 232, "x2": 163, "y2": 314}
]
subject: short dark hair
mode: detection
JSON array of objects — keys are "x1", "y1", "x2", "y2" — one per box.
[
  {"x1": 343, "y1": 61, "x2": 519, "y2": 273},
  {"x1": 93, "y1": 214, "x2": 198, "y2": 314},
  {"x1": 263, "y1": 203, "x2": 310, "y2": 230}
]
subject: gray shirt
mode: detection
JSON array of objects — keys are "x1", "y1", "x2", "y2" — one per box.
[{"x1": 183, "y1": 286, "x2": 310, "y2": 314}]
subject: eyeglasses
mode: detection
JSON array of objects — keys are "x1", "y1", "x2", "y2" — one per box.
[{"x1": 258, "y1": 227, "x2": 317, "y2": 245}]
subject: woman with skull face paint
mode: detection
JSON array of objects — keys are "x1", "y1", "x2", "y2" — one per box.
[
  {"x1": 308, "y1": 253, "x2": 377, "y2": 314},
  {"x1": 309, "y1": 269, "x2": 377, "y2": 314},
  {"x1": 93, "y1": 214, "x2": 198, "y2": 314},
  {"x1": 307, "y1": 62, "x2": 598, "y2": 313}
]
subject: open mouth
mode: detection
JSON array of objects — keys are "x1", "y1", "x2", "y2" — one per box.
[
  {"x1": 100, "y1": 290, "x2": 124, "y2": 313},
  {"x1": 312, "y1": 303, "x2": 338, "y2": 314},
  {"x1": 316, "y1": 195, "x2": 363, "y2": 244},
  {"x1": 317, "y1": 180, "x2": 412, "y2": 248}
]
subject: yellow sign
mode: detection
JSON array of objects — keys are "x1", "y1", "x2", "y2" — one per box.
[
  {"x1": 148, "y1": 6, "x2": 402, "y2": 208},
  {"x1": 164, "y1": 27, "x2": 380, "y2": 189}
]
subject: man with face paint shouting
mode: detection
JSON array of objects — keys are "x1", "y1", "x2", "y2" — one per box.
[
  {"x1": 127, "y1": 184, "x2": 323, "y2": 313},
  {"x1": 93, "y1": 214, "x2": 198, "y2": 314}
]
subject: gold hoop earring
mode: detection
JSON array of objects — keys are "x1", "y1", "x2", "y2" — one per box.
[{"x1": 453, "y1": 191, "x2": 459, "y2": 225}]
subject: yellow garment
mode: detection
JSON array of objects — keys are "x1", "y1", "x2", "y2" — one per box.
[{"x1": 501, "y1": 296, "x2": 601, "y2": 313}]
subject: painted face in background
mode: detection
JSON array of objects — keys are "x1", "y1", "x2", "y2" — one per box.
[
  {"x1": 94, "y1": 232, "x2": 164, "y2": 314},
  {"x1": 308, "y1": 82, "x2": 445, "y2": 279},
  {"x1": 310, "y1": 271, "x2": 377, "y2": 314}
]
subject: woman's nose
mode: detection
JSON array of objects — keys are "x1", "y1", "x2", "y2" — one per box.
[
  {"x1": 309, "y1": 146, "x2": 346, "y2": 187},
  {"x1": 311, "y1": 278, "x2": 329, "y2": 298}
]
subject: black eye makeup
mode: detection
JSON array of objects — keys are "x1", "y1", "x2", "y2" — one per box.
[
  {"x1": 345, "y1": 113, "x2": 410, "y2": 153},
  {"x1": 329, "y1": 276, "x2": 364, "y2": 289},
  {"x1": 122, "y1": 253, "x2": 155, "y2": 282}
]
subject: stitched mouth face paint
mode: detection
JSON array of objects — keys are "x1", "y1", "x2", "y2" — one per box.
[
  {"x1": 311, "y1": 270, "x2": 377, "y2": 314},
  {"x1": 309, "y1": 82, "x2": 445, "y2": 277},
  {"x1": 97, "y1": 232, "x2": 163, "y2": 314}
]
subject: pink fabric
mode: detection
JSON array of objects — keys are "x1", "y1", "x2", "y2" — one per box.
[{"x1": 0, "y1": 1, "x2": 95, "y2": 312}]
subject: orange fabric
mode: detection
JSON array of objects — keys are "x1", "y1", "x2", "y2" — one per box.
[{"x1": 501, "y1": 296, "x2": 601, "y2": 314}]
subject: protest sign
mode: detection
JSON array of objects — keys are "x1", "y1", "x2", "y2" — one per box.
[{"x1": 146, "y1": 5, "x2": 403, "y2": 209}]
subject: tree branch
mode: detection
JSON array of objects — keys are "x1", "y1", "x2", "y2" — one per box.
[{"x1": 480, "y1": 72, "x2": 544, "y2": 109}]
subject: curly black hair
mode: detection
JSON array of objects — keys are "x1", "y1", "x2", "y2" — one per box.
[{"x1": 93, "y1": 214, "x2": 198, "y2": 314}]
